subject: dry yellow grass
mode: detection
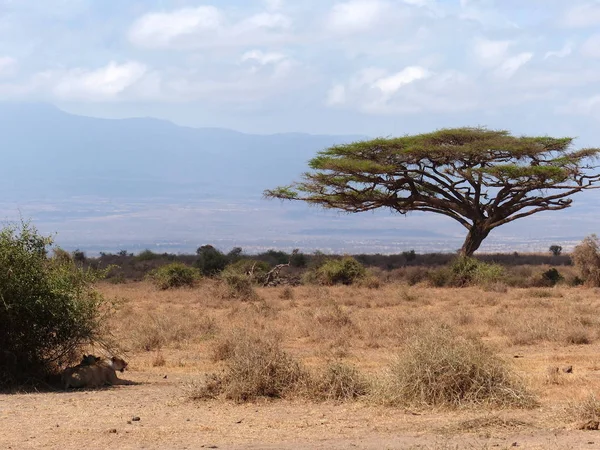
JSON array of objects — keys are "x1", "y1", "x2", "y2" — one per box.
[{"x1": 4, "y1": 280, "x2": 600, "y2": 449}]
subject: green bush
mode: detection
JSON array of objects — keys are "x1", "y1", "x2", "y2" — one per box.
[
  {"x1": 148, "y1": 263, "x2": 200, "y2": 290},
  {"x1": 307, "y1": 256, "x2": 366, "y2": 285},
  {"x1": 218, "y1": 259, "x2": 269, "y2": 299},
  {"x1": 540, "y1": 268, "x2": 563, "y2": 287},
  {"x1": 226, "y1": 259, "x2": 271, "y2": 282},
  {"x1": 0, "y1": 222, "x2": 114, "y2": 387},
  {"x1": 196, "y1": 245, "x2": 229, "y2": 276},
  {"x1": 136, "y1": 249, "x2": 161, "y2": 261},
  {"x1": 429, "y1": 257, "x2": 505, "y2": 287}
]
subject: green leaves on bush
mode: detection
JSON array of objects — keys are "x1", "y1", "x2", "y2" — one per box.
[
  {"x1": 428, "y1": 256, "x2": 504, "y2": 288},
  {"x1": 147, "y1": 262, "x2": 200, "y2": 290},
  {"x1": 0, "y1": 222, "x2": 113, "y2": 387},
  {"x1": 219, "y1": 259, "x2": 270, "y2": 300},
  {"x1": 196, "y1": 245, "x2": 229, "y2": 276},
  {"x1": 304, "y1": 256, "x2": 366, "y2": 285}
]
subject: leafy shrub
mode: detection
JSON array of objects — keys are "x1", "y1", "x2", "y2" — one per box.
[
  {"x1": 0, "y1": 222, "x2": 113, "y2": 387},
  {"x1": 218, "y1": 259, "x2": 270, "y2": 299},
  {"x1": 136, "y1": 249, "x2": 161, "y2": 261},
  {"x1": 290, "y1": 251, "x2": 307, "y2": 268},
  {"x1": 195, "y1": 330, "x2": 307, "y2": 402},
  {"x1": 402, "y1": 249, "x2": 417, "y2": 262},
  {"x1": 219, "y1": 270, "x2": 257, "y2": 300},
  {"x1": 147, "y1": 263, "x2": 200, "y2": 290},
  {"x1": 382, "y1": 324, "x2": 536, "y2": 408},
  {"x1": 307, "y1": 256, "x2": 366, "y2": 285},
  {"x1": 226, "y1": 259, "x2": 271, "y2": 282},
  {"x1": 196, "y1": 245, "x2": 229, "y2": 276},
  {"x1": 572, "y1": 235, "x2": 600, "y2": 287},
  {"x1": 539, "y1": 268, "x2": 563, "y2": 287},
  {"x1": 428, "y1": 257, "x2": 505, "y2": 288}
]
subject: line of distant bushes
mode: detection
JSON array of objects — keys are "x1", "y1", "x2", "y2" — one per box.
[{"x1": 62, "y1": 238, "x2": 600, "y2": 292}]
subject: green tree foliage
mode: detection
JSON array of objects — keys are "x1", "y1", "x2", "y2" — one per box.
[
  {"x1": 0, "y1": 222, "x2": 113, "y2": 387},
  {"x1": 196, "y1": 245, "x2": 229, "y2": 276},
  {"x1": 147, "y1": 262, "x2": 200, "y2": 290},
  {"x1": 265, "y1": 128, "x2": 600, "y2": 256},
  {"x1": 306, "y1": 256, "x2": 366, "y2": 285}
]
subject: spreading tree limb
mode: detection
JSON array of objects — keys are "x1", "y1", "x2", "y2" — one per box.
[{"x1": 264, "y1": 127, "x2": 600, "y2": 256}]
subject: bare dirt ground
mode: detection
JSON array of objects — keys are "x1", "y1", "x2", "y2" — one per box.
[{"x1": 3, "y1": 282, "x2": 600, "y2": 449}]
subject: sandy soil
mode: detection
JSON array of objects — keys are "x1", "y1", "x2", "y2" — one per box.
[
  {"x1": 2, "y1": 369, "x2": 598, "y2": 449},
  {"x1": 3, "y1": 282, "x2": 600, "y2": 449}
]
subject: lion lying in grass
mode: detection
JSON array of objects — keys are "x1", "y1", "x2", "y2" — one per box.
[{"x1": 62, "y1": 355, "x2": 134, "y2": 389}]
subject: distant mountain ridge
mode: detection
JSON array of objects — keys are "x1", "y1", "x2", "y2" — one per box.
[{"x1": 0, "y1": 103, "x2": 365, "y2": 200}]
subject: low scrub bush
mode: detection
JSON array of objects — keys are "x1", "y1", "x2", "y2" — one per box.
[
  {"x1": 310, "y1": 361, "x2": 370, "y2": 401},
  {"x1": 305, "y1": 256, "x2": 366, "y2": 285},
  {"x1": 572, "y1": 235, "x2": 600, "y2": 287},
  {"x1": 0, "y1": 222, "x2": 114, "y2": 387},
  {"x1": 219, "y1": 261, "x2": 266, "y2": 300},
  {"x1": 427, "y1": 257, "x2": 505, "y2": 288},
  {"x1": 147, "y1": 262, "x2": 200, "y2": 289},
  {"x1": 195, "y1": 330, "x2": 307, "y2": 402},
  {"x1": 381, "y1": 324, "x2": 536, "y2": 408}
]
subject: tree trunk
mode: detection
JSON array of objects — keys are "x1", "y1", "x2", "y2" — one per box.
[{"x1": 460, "y1": 226, "x2": 490, "y2": 257}]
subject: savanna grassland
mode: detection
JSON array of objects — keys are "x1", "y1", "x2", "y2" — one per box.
[{"x1": 3, "y1": 270, "x2": 600, "y2": 450}]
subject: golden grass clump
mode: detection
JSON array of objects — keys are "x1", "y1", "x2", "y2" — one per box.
[
  {"x1": 310, "y1": 360, "x2": 371, "y2": 401},
  {"x1": 381, "y1": 324, "x2": 536, "y2": 409},
  {"x1": 194, "y1": 330, "x2": 308, "y2": 402}
]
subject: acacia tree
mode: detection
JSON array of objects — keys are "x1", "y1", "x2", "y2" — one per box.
[{"x1": 265, "y1": 128, "x2": 600, "y2": 256}]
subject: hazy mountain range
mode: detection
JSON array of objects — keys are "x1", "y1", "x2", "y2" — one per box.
[{"x1": 1, "y1": 103, "x2": 597, "y2": 255}]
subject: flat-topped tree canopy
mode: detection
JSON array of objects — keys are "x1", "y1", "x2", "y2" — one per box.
[{"x1": 265, "y1": 127, "x2": 600, "y2": 256}]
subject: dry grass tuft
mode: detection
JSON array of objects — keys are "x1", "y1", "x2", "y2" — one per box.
[
  {"x1": 569, "y1": 394, "x2": 600, "y2": 424},
  {"x1": 380, "y1": 324, "x2": 536, "y2": 409},
  {"x1": 279, "y1": 286, "x2": 294, "y2": 300},
  {"x1": 129, "y1": 312, "x2": 218, "y2": 351},
  {"x1": 310, "y1": 360, "x2": 371, "y2": 401},
  {"x1": 197, "y1": 330, "x2": 308, "y2": 402}
]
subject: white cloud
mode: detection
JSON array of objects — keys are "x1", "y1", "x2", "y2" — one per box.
[
  {"x1": 264, "y1": 0, "x2": 284, "y2": 11},
  {"x1": 325, "y1": 65, "x2": 447, "y2": 114},
  {"x1": 0, "y1": 57, "x2": 17, "y2": 77},
  {"x1": 242, "y1": 50, "x2": 287, "y2": 65},
  {"x1": 129, "y1": 7, "x2": 290, "y2": 50},
  {"x1": 473, "y1": 38, "x2": 512, "y2": 67},
  {"x1": 564, "y1": 2, "x2": 600, "y2": 28},
  {"x1": 327, "y1": 0, "x2": 388, "y2": 33},
  {"x1": 50, "y1": 61, "x2": 149, "y2": 101},
  {"x1": 559, "y1": 95, "x2": 600, "y2": 117},
  {"x1": 326, "y1": 84, "x2": 347, "y2": 106},
  {"x1": 581, "y1": 34, "x2": 600, "y2": 58},
  {"x1": 129, "y1": 7, "x2": 223, "y2": 49},
  {"x1": 544, "y1": 43, "x2": 573, "y2": 59},
  {"x1": 494, "y1": 52, "x2": 533, "y2": 78},
  {"x1": 373, "y1": 66, "x2": 431, "y2": 95},
  {"x1": 234, "y1": 13, "x2": 291, "y2": 33}
]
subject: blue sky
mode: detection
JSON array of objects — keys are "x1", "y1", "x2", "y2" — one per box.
[{"x1": 1, "y1": 0, "x2": 600, "y2": 139}]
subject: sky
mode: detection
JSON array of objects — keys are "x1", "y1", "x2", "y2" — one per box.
[{"x1": 1, "y1": 0, "x2": 600, "y2": 139}]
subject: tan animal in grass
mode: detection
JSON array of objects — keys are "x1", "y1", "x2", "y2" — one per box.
[{"x1": 62, "y1": 355, "x2": 134, "y2": 389}]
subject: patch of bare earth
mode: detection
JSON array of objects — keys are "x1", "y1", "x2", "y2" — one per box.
[{"x1": 3, "y1": 282, "x2": 600, "y2": 449}]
